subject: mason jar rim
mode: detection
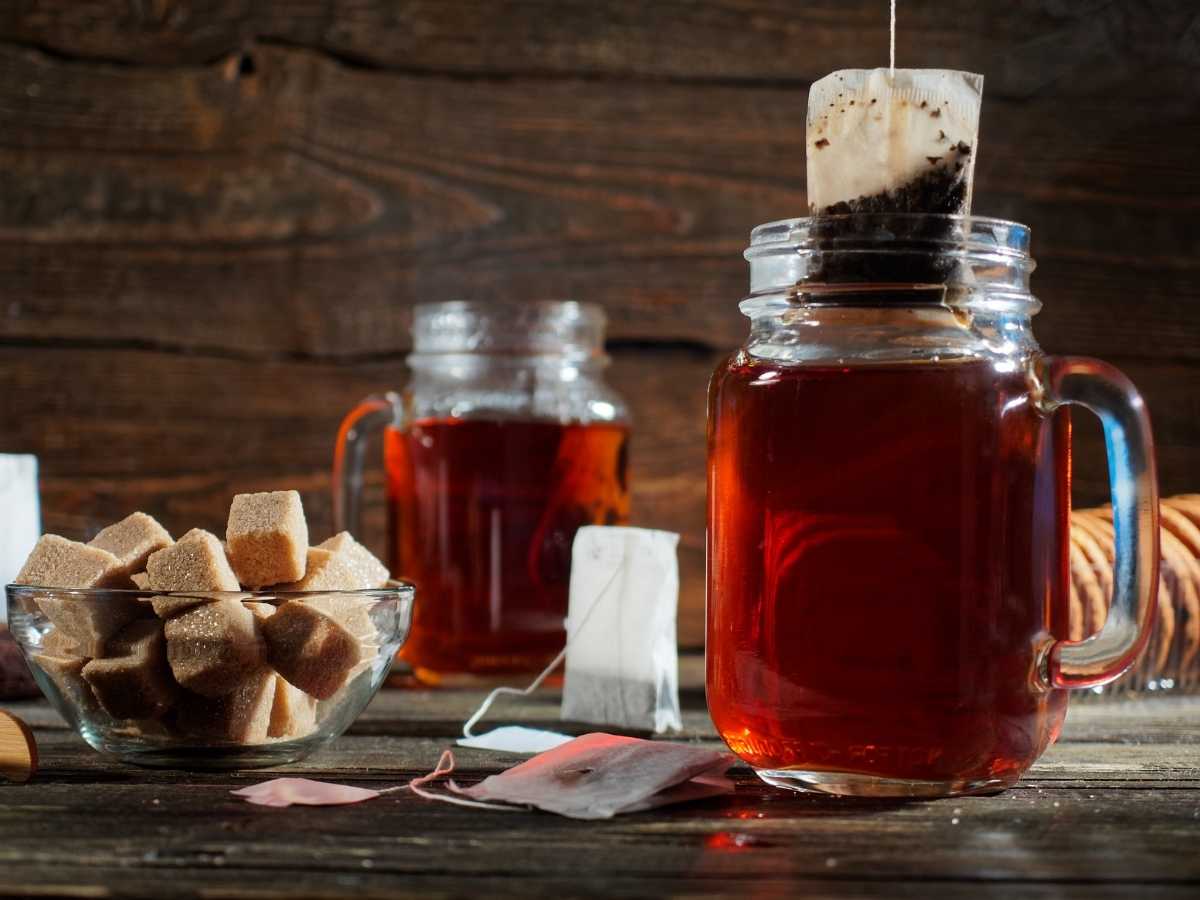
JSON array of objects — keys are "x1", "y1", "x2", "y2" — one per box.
[
  {"x1": 742, "y1": 213, "x2": 1038, "y2": 309},
  {"x1": 746, "y1": 213, "x2": 1032, "y2": 261},
  {"x1": 410, "y1": 299, "x2": 608, "y2": 358}
]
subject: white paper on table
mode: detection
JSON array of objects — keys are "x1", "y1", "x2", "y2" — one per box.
[
  {"x1": 561, "y1": 526, "x2": 682, "y2": 733},
  {"x1": 457, "y1": 726, "x2": 575, "y2": 755},
  {"x1": 0, "y1": 455, "x2": 39, "y2": 622}
]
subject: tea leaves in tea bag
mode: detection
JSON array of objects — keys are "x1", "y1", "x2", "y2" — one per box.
[
  {"x1": 804, "y1": 68, "x2": 985, "y2": 286},
  {"x1": 807, "y1": 68, "x2": 984, "y2": 216},
  {"x1": 561, "y1": 527, "x2": 682, "y2": 733}
]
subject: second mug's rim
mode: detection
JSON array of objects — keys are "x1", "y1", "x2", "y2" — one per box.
[{"x1": 412, "y1": 299, "x2": 605, "y2": 319}]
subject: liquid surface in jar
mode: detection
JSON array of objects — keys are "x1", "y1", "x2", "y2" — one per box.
[
  {"x1": 386, "y1": 418, "x2": 629, "y2": 681},
  {"x1": 706, "y1": 353, "x2": 1071, "y2": 785}
]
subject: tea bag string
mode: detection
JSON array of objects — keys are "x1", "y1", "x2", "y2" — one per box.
[
  {"x1": 889, "y1": 0, "x2": 896, "y2": 75},
  {"x1": 376, "y1": 749, "x2": 522, "y2": 812},
  {"x1": 462, "y1": 550, "x2": 626, "y2": 739}
]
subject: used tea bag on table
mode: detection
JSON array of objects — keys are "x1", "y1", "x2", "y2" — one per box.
[
  {"x1": 459, "y1": 733, "x2": 735, "y2": 820},
  {"x1": 561, "y1": 527, "x2": 682, "y2": 733}
]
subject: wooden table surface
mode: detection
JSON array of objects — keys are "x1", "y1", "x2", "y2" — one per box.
[{"x1": 1, "y1": 655, "x2": 1198, "y2": 899}]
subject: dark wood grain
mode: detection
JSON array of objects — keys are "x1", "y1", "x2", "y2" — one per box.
[
  {"x1": 2, "y1": 0, "x2": 1197, "y2": 101},
  {"x1": 0, "y1": 661, "x2": 1198, "y2": 899},
  {"x1": 1, "y1": 43, "x2": 1197, "y2": 358},
  {"x1": 1, "y1": 3, "x2": 1198, "y2": 647}
]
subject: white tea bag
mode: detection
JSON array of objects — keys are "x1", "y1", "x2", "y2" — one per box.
[
  {"x1": 561, "y1": 526, "x2": 682, "y2": 733},
  {"x1": 0, "y1": 455, "x2": 39, "y2": 622},
  {"x1": 807, "y1": 68, "x2": 984, "y2": 215}
]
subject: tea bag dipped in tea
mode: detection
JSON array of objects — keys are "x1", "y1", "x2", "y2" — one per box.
[
  {"x1": 807, "y1": 68, "x2": 984, "y2": 217},
  {"x1": 806, "y1": 68, "x2": 985, "y2": 285},
  {"x1": 561, "y1": 527, "x2": 682, "y2": 733}
]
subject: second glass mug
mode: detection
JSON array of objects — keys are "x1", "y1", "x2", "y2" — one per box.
[
  {"x1": 707, "y1": 215, "x2": 1160, "y2": 797},
  {"x1": 334, "y1": 300, "x2": 631, "y2": 684}
]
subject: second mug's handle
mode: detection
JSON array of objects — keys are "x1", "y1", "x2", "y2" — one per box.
[
  {"x1": 332, "y1": 391, "x2": 404, "y2": 539},
  {"x1": 1039, "y1": 356, "x2": 1160, "y2": 690}
]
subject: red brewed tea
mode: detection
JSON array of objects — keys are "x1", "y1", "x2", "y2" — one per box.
[
  {"x1": 707, "y1": 354, "x2": 1072, "y2": 785},
  {"x1": 386, "y1": 418, "x2": 629, "y2": 680}
]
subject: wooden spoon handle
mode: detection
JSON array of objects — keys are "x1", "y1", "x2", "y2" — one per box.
[{"x1": 0, "y1": 709, "x2": 37, "y2": 783}]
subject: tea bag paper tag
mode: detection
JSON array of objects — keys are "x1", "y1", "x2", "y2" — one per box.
[
  {"x1": 457, "y1": 726, "x2": 574, "y2": 755},
  {"x1": 561, "y1": 527, "x2": 682, "y2": 733},
  {"x1": 0, "y1": 455, "x2": 39, "y2": 623}
]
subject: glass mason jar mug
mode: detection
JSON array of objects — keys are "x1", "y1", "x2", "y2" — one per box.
[
  {"x1": 335, "y1": 301, "x2": 630, "y2": 683},
  {"x1": 707, "y1": 215, "x2": 1159, "y2": 797}
]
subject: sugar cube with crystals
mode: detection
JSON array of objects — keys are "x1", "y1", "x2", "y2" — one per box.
[
  {"x1": 130, "y1": 572, "x2": 150, "y2": 590},
  {"x1": 281, "y1": 548, "x2": 362, "y2": 591},
  {"x1": 146, "y1": 529, "x2": 240, "y2": 592},
  {"x1": 226, "y1": 491, "x2": 309, "y2": 588},
  {"x1": 316, "y1": 532, "x2": 390, "y2": 589},
  {"x1": 262, "y1": 601, "x2": 360, "y2": 700},
  {"x1": 561, "y1": 526, "x2": 683, "y2": 733},
  {"x1": 268, "y1": 675, "x2": 319, "y2": 739},
  {"x1": 31, "y1": 652, "x2": 96, "y2": 712},
  {"x1": 15, "y1": 535, "x2": 125, "y2": 589},
  {"x1": 148, "y1": 592, "x2": 228, "y2": 619},
  {"x1": 81, "y1": 619, "x2": 177, "y2": 720},
  {"x1": 244, "y1": 601, "x2": 277, "y2": 622},
  {"x1": 41, "y1": 628, "x2": 82, "y2": 658},
  {"x1": 88, "y1": 513, "x2": 173, "y2": 582},
  {"x1": 164, "y1": 598, "x2": 264, "y2": 697},
  {"x1": 301, "y1": 595, "x2": 378, "y2": 646},
  {"x1": 176, "y1": 668, "x2": 276, "y2": 743},
  {"x1": 35, "y1": 591, "x2": 146, "y2": 657}
]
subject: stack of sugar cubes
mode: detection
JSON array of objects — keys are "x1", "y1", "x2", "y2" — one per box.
[{"x1": 12, "y1": 491, "x2": 391, "y2": 745}]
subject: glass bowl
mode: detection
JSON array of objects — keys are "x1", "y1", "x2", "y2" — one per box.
[{"x1": 4, "y1": 584, "x2": 413, "y2": 769}]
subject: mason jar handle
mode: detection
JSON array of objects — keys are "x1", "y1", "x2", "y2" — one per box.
[
  {"x1": 1040, "y1": 356, "x2": 1159, "y2": 689},
  {"x1": 332, "y1": 391, "x2": 403, "y2": 539}
]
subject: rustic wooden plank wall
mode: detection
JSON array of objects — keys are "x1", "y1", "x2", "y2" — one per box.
[{"x1": 1, "y1": 1, "x2": 1198, "y2": 644}]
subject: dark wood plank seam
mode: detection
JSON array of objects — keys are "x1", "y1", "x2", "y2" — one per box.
[{"x1": 5, "y1": 338, "x2": 1195, "y2": 378}]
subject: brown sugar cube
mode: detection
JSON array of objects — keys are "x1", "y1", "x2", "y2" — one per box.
[
  {"x1": 262, "y1": 601, "x2": 360, "y2": 700},
  {"x1": 268, "y1": 675, "x2": 319, "y2": 740},
  {"x1": 226, "y1": 491, "x2": 308, "y2": 588},
  {"x1": 40, "y1": 628, "x2": 83, "y2": 658},
  {"x1": 146, "y1": 529, "x2": 239, "y2": 592},
  {"x1": 35, "y1": 592, "x2": 147, "y2": 658},
  {"x1": 88, "y1": 513, "x2": 173, "y2": 582},
  {"x1": 81, "y1": 620, "x2": 177, "y2": 720},
  {"x1": 176, "y1": 668, "x2": 276, "y2": 743},
  {"x1": 244, "y1": 601, "x2": 277, "y2": 622},
  {"x1": 302, "y1": 594, "x2": 378, "y2": 647},
  {"x1": 316, "y1": 532, "x2": 390, "y2": 589},
  {"x1": 147, "y1": 590, "x2": 244, "y2": 619},
  {"x1": 16, "y1": 535, "x2": 125, "y2": 589},
  {"x1": 130, "y1": 572, "x2": 150, "y2": 590},
  {"x1": 282, "y1": 548, "x2": 365, "y2": 592},
  {"x1": 31, "y1": 652, "x2": 97, "y2": 713},
  {"x1": 164, "y1": 598, "x2": 264, "y2": 697}
]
